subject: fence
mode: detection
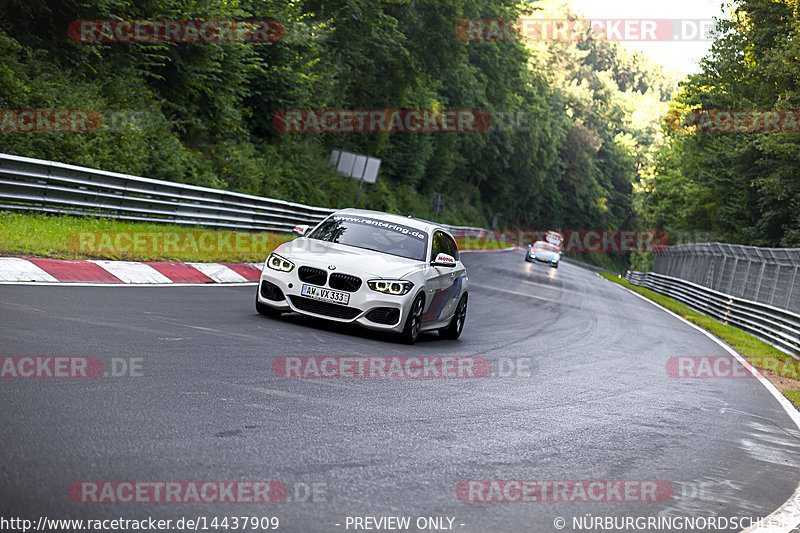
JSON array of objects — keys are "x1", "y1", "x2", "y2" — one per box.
[
  {"x1": 626, "y1": 270, "x2": 800, "y2": 357},
  {"x1": 652, "y1": 243, "x2": 800, "y2": 315}
]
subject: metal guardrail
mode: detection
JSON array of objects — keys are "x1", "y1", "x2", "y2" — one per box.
[
  {"x1": 653, "y1": 242, "x2": 800, "y2": 314},
  {"x1": 0, "y1": 153, "x2": 336, "y2": 232},
  {"x1": 626, "y1": 270, "x2": 800, "y2": 357},
  {"x1": 0, "y1": 153, "x2": 489, "y2": 235}
]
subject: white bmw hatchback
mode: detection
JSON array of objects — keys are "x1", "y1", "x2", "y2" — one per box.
[{"x1": 256, "y1": 208, "x2": 469, "y2": 343}]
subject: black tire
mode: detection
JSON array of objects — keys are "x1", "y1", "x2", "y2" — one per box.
[
  {"x1": 400, "y1": 293, "x2": 425, "y2": 345},
  {"x1": 439, "y1": 293, "x2": 467, "y2": 340},
  {"x1": 256, "y1": 294, "x2": 283, "y2": 318}
]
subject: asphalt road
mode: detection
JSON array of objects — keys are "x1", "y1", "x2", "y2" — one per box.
[{"x1": 2, "y1": 251, "x2": 800, "y2": 533}]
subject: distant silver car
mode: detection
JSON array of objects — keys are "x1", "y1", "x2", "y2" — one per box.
[
  {"x1": 525, "y1": 241, "x2": 560, "y2": 268},
  {"x1": 256, "y1": 208, "x2": 469, "y2": 344}
]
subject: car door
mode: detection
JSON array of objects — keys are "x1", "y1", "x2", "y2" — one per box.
[{"x1": 422, "y1": 231, "x2": 465, "y2": 323}]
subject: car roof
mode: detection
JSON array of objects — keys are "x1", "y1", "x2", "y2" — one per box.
[{"x1": 331, "y1": 208, "x2": 447, "y2": 234}]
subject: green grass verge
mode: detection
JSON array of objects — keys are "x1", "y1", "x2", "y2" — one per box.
[
  {"x1": 3, "y1": 212, "x2": 513, "y2": 262},
  {"x1": 785, "y1": 391, "x2": 800, "y2": 407},
  {"x1": 600, "y1": 272, "x2": 800, "y2": 410},
  {"x1": 0, "y1": 211, "x2": 291, "y2": 263}
]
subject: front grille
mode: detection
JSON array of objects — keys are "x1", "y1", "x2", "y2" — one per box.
[
  {"x1": 289, "y1": 296, "x2": 361, "y2": 320},
  {"x1": 329, "y1": 273, "x2": 362, "y2": 292},
  {"x1": 365, "y1": 307, "x2": 400, "y2": 325},
  {"x1": 260, "y1": 280, "x2": 285, "y2": 301},
  {"x1": 298, "y1": 266, "x2": 327, "y2": 286}
]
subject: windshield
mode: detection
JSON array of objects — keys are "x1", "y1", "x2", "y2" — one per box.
[
  {"x1": 534, "y1": 241, "x2": 559, "y2": 253},
  {"x1": 308, "y1": 215, "x2": 428, "y2": 261}
]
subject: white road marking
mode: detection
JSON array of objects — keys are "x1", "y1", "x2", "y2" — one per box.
[{"x1": 470, "y1": 282, "x2": 561, "y2": 304}]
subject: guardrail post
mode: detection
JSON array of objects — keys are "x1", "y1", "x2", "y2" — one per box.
[
  {"x1": 743, "y1": 260, "x2": 754, "y2": 299},
  {"x1": 789, "y1": 266, "x2": 799, "y2": 313},
  {"x1": 769, "y1": 264, "x2": 782, "y2": 306},
  {"x1": 716, "y1": 254, "x2": 726, "y2": 292},
  {"x1": 755, "y1": 261, "x2": 767, "y2": 303},
  {"x1": 727, "y1": 257, "x2": 738, "y2": 295}
]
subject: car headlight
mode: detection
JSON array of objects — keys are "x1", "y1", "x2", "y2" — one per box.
[
  {"x1": 553, "y1": 254, "x2": 560, "y2": 261},
  {"x1": 368, "y1": 280, "x2": 414, "y2": 295},
  {"x1": 266, "y1": 253, "x2": 295, "y2": 272}
]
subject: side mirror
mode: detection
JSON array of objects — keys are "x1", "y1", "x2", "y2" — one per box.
[
  {"x1": 292, "y1": 225, "x2": 309, "y2": 236},
  {"x1": 431, "y1": 253, "x2": 457, "y2": 268}
]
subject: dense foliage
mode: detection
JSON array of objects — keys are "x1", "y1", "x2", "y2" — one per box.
[
  {"x1": 1, "y1": 0, "x2": 675, "y2": 235},
  {"x1": 637, "y1": 0, "x2": 800, "y2": 248}
]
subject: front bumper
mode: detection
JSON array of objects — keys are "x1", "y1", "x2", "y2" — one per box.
[
  {"x1": 257, "y1": 268, "x2": 414, "y2": 333},
  {"x1": 526, "y1": 253, "x2": 558, "y2": 266}
]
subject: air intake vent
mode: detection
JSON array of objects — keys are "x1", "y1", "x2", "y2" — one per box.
[
  {"x1": 329, "y1": 273, "x2": 362, "y2": 292},
  {"x1": 289, "y1": 296, "x2": 361, "y2": 319},
  {"x1": 365, "y1": 307, "x2": 400, "y2": 325},
  {"x1": 260, "y1": 280, "x2": 285, "y2": 301},
  {"x1": 298, "y1": 266, "x2": 327, "y2": 286}
]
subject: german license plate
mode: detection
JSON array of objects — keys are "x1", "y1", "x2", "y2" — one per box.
[{"x1": 301, "y1": 284, "x2": 350, "y2": 306}]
